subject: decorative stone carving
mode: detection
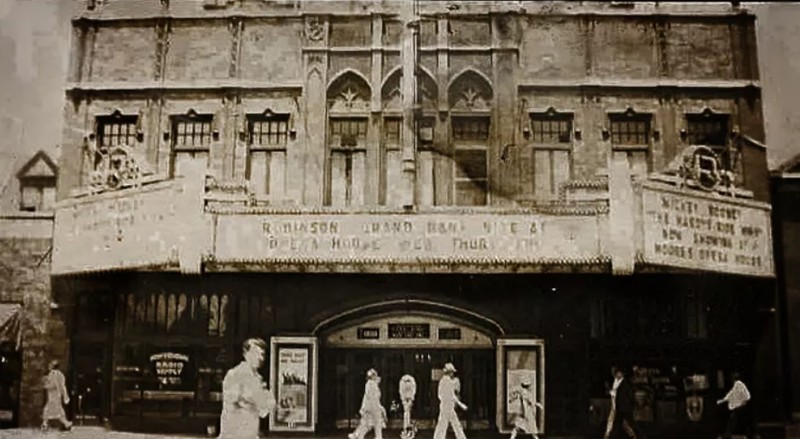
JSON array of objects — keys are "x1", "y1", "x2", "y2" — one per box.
[
  {"x1": 229, "y1": 17, "x2": 243, "y2": 78},
  {"x1": 305, "y1": 16, "x2": 326, "y2": 42},
  {"x1": 154, "y1": 19, "x2": 171, "y2": 81},
  {"x1": 328, "y1": 73, "x2": 370, "y2": 113},
  {"x1": 660, "y1": 144, "x2": 742, "y2": 196},
  {"x1": 84, "y1": 136, "x2": 154, "y2": 193},
  {"x1": 449, "y1": 71, "x2": 493, "y2": 111}
]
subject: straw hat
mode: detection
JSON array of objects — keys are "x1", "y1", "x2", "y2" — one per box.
[
  {"x1": 366, "y1": 368, "x2": 379, "y2": 379},
  {"x1": 443, "y1": 363, "x2": 457, "y2": 374},
  {"x1": 521, "y1": 377, "x2": 532, "y2": 388}
]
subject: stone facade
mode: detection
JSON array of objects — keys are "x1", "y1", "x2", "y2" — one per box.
[
  {"x1": 59, "y1": 0, "x2": 767, "y2": 205},
  {"x1": 0, "y1": 151, "x2": 60, "y2": 428},
  {"x1": 49, "y1": 1, "x2": 787, "y2": 437}
]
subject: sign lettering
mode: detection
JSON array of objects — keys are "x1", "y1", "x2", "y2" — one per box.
[
  {"x1": 388, "y1": 323, "x2": 430, "y2": 339},
  {"x1": 216, "y1": 213, "x2": 601, "y2": 265},
  {"x1": 642, "y1": 187, "x2": 773, "y2": 277},
  {"x1": 357, "y1": 327, "x2": 380, "y2": 339}
]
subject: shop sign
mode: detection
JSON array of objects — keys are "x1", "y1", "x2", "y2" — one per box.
[
  {"x1": 214, "y1": 213, "x2": 602, "y2": 268},
  {"x1": 641, "y1": 184, "x2": 773, "y2": 277},
  {"x1": 388, "y1": 323, "x2": 430, "y2": 339},
  {"x1": 438, "y1": 328, "x2": 462, "y2": 340},
  {"x1": 150, "y1": 352, "x2": 189, "y2": 386},
  {"x1": 357, "y1": 327, "x2": 380, "y2": 339}
]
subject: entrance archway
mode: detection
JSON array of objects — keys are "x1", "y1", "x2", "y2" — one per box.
[{"x1": 314, "y1": 300, "x2": 504, "y2": 433}]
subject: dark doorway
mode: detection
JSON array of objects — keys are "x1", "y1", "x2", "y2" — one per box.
[
  {"x1": 319, "y1": 348, "x2": 494, "y2": 433},
  {"x1": 0, "y1": 345, "x2": 21, "y2": 429}
]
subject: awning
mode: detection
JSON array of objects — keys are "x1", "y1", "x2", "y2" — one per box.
[{"x1": 0, "y1": 303, "x2": 22, "y2": 351}]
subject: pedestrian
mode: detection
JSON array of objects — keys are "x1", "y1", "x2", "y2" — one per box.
[
  {"x1": 508, "y1": 377, "x2": 543, "y2": 439},
  {"x1": 604, "y1": 366, "x2": 619, "y2": 439},
  {"x1": 219, "y1": 338, "x2": 275, "y2": 439},
  {"x1": 433, "y1": 363, "x2": 468, "y2": 439},
  {"x1": 717, "y1": 376, "x2": 751, "y2": 439},
  {"x1": 608, "y1": 367, "x2": 638, "y2": 439},
  {"x1": 41, "y1": 360, "x2": 72, "y2": 432},
  {"x1": 349, "y1": 368, "x2": 386, "y2": 439}
]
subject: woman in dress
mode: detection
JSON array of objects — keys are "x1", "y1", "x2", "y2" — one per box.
[
  {"x1": 41, "y1": 360, "x2": 72, "y2": 431},
  {"x1": 509, "y1": 377, "x2": 543, "y2": 439}
]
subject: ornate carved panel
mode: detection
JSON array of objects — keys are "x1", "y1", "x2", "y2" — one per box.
[
  {"x1": 448, "y1": 70, "x2": 493, "y2": 112},
  {"x1": 328, "y1": 72, "x2": 371, "y2": 114}
]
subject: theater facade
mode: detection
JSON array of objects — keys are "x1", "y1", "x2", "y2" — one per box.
[{"x1": 50, "y1": 1, "x2": 784, "y2": 437}]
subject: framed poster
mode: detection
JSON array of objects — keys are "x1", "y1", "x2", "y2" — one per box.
[
  {"x1": 496, "y1": 339, "x2": 545, "y2": 434},
  {"x1": 269, "y1": 336, "x2": 318, "y2": 432}
]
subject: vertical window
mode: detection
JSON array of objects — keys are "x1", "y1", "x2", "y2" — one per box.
[
  {"x1": 329, "y1": 117, "x2": 368, "y2": 207},
  {"x1": 686, "y1": 113, "x2": 730, "y2": 148},
  {"x1": 19, "y1": 180, "x2": 55, "y2": 212},
  {"x1": 171, "y1": 113, "x2": 212, "y2": 178},
  {"x1": 247, "y1": 113, "x2": 290, "y2": 199},
  {"x1": 529, "y1": 112, "x2": 573, "y2": 200},
  {"x1": 381, "y1": 117, "x2": 402, "y2": 206},
  {"x1": 609, "y1": 112, "x2": 652, "y2": 178},
  {"x1": 452, "y1": 116, "x2": 489, "y2": 206}
]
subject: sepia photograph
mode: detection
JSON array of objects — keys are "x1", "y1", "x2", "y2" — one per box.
[{"x1": 0, "y1": 1, "x2": 799, "y2": 439}]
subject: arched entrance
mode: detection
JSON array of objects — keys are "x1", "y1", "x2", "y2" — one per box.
[{"x1": 314, "y1": 300, "x2": 503, "y2": 433}]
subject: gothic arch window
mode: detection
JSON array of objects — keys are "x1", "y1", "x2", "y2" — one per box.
[
  {"x1": 449, "y1": 70, "x2": 493, "y2": 206},
  {"x1": 327, "y1": 71, "x2": 371, "y2": 207}
]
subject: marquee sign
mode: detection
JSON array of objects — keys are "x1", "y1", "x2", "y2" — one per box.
[
  {"x1": 640, "y1": 182, "x2": 773, "y2": 277},
  {"x1": 51, "y1": 177, "x2": 207, "y2": 275},
  {"x1": 213, "y1": 212, "x2": 605, "y2": 268}
]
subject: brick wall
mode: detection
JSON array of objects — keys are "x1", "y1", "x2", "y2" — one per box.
[{"x1": 0, "y1": 236, "x2": 66, "y2": 427}]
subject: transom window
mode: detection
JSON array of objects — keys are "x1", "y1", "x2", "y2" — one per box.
[
  {"x1": 530, "y1": 113, "x2": 572, "y2": 144},
  {"x1": 97, "y1": 115, "x2": 138, "y2": 148},
  {"x1": 453, "y1": 117, "x2": 490, "y2": 141},
  {"x1": 609, "y1": 114, "x2": 651, "y2": 146},
  {"x1": 686, "y1": 113, "x2": 730, "y2": 147},
  {"x1": 249, "y1": 114, "x2": 290, "y2": 146},
  {"x1": 384, "y1": 117, "x2": 401, "y2": 143},
  {"x1": 330, "y1": 118, "x2": 368, "y2": 147}
]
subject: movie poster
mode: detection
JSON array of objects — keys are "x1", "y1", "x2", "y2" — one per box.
[{"x1": 276, "y1": 347, "x2": 309, "y2": 425}]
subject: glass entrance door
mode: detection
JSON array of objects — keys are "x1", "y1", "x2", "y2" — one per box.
[{"x1": 319, "y1": 348, "x2": 494, "y2": 432}]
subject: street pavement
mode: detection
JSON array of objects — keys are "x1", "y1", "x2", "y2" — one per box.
[{"x1": 0, "y1": 426, "x2": 203, "y2": 439}]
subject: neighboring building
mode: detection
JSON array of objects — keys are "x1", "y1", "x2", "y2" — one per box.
[
  {"x1": 0, "y1": 149, "x2": 59, "y2": 429},
  {"x1": 50, "y1": 0, "x2": 786, "y2": 437},
  {"x1": 771, "y1": 155, "x2": 800, "y2": 439}
]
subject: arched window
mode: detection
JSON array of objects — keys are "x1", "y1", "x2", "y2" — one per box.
[
  {"x1": 448, "y1": 70, "x2": 493, "y2": 206},
  {"x1": 326, "y1": 71, "x2": 371, "y2": 207}
]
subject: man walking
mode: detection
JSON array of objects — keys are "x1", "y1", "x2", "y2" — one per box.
[
  {"x1": 717, "y1": 376, "x2": 751, "y2": 439},
  {"x1": 349, "y1": 368, "x2": 386, "y2": 439},
  {"x1": 609, "y1": 367, "x2": 638, "y2": 439},
  {"x1": 219, "y1": 338, "x2": 275, "y2": 439},
  {"x1": 434, "y1": 363, "x2": 468, "y2": 439}
]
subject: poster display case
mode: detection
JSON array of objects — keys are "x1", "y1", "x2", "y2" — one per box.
[
  {"x1": 269, "y1": 336, "x2": 318, "y2": 432},
  {"x1": 496, "y1": 339, "x2": 545, "y2": 434}
]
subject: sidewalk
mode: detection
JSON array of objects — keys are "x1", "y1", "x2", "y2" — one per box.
[{"x1": 0, "y1": 426, "x2": 203, "y2": 439}]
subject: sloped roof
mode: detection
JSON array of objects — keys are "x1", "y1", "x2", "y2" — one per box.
[
  {"x1": 15, "y1": 150, "x2": 58, "y2": 179},
  {"x1": 773, "y1": 150, "x2": 800, "y2": 175}
]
